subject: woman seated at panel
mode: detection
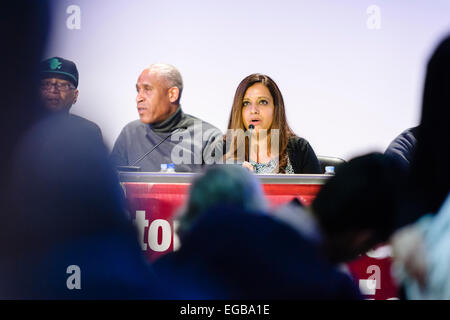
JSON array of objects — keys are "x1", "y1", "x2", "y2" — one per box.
[{"x1": 224, "y1": 73, "x2": 321, "y2": 174}]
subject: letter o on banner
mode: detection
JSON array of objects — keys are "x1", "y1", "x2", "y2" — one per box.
[{"x1": 148, "y1": 219, "x2": 172, "y2": 252}]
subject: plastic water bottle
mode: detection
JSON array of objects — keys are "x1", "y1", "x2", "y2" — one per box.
[
  {"x1": 324, "y1": 166, "x2": 335, "y2": 175},
  {"x1": 167, "y1": 163, "x2": 176, "y2": 173},
  {"x1": 160, "y1": 163, "x2": 168, "y2": 173}
]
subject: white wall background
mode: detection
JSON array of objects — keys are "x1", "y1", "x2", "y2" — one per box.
[{"x1": 45, "y1": 0, "x2": 450, "y2": 161}]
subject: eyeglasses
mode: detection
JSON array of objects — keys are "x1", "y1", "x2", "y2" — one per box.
[{"x1": 40, "y1": 81, "x2": 75, "y2": 92}]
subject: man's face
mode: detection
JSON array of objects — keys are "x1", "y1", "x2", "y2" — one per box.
[
  {"x1": 39, "y1": 78, "x2": 78, "y2": 112},
  {"x1": 136, "y1": 69, "x2": 173, "y2": 124}
]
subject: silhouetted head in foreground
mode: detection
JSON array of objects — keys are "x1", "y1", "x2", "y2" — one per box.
[{"x1": 312, "y1": 152, "x2": 405, "y2": 263}]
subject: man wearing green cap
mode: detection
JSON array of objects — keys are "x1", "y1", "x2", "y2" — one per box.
[{"x1": 39, "y1": 56, "x2": 103, "y2": 139}]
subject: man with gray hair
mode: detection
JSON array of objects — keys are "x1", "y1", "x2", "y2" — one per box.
[{"x1": 111, "y1": 64, "x2": 221, "y2": 172}]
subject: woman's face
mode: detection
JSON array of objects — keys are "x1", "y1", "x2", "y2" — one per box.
[{"x1": 241, "y1": 83, "x2": 274, "y2": 131}]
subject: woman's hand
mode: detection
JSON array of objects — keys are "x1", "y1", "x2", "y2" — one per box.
[{"x1": 242, "y1": 161, "x2": 254, "y2": 172}]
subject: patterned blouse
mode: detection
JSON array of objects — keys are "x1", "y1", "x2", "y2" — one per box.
[{"x1": 249, "y1": 157, "x2": 294, "y2": 174}]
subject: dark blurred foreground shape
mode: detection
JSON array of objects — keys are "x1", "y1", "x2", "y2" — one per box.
[
  {"x1": 155, "y1": 204, "x2": 362, "y2": 299},
  {"x1": 0, "y1": 1, "x2": 165, "y2": 299},
  {"x1": 384, "y1": 126, "x2": 419, "y2": 172},
  {"x1": 3, "y1": 113, "x2": 166, "y2": 299},
  {"x1": 395, "y1": 35, "x2": 450, "y2": 227},
  {"x1": 312, "y1": 152, "x2": 406, "y2": 264},
  {"x1": 389, "y1": 35, "x2": 450, "y2": 300}
]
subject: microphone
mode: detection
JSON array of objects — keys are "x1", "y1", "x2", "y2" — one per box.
[
  {"x1": 116, "y1": 126, "x2": 187, "y2": 172},
  {"x1": 248, "y1": 124, "x2": 255, "y2": 162}
]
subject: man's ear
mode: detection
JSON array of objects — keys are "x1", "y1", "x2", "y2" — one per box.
[
  {"x1": 73, "y1": 89, "x2": 79, "y2": 104},
  {"x1": 168, "y1": 87, "x2": 180, "y2": 104}
]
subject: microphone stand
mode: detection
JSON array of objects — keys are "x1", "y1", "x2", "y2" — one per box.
[
  {"x1": 248, "y1": 124, "x2": 255, "y2": 163},
  {"x1": 131, "y1": 126, "x2": 187, "y2": 166}
]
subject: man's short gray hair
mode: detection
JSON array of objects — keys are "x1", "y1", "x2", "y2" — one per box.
[{"x1": 149, "y1": 63, "x2": 183, "y2": 99}]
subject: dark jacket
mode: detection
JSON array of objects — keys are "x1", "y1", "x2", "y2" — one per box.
[{"x1": 286, "y1": 136, "x2": 322, "y2": 174}]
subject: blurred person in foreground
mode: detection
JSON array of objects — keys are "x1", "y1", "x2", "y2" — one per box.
[
  {"x1": 274, "y1": 152, "x2": 406, "y2": 265},
  {"x1": 0, "y1": 1, "x2": 49, "y2": 257},
  {"x1": 5, "y1": 114, "x2": 166, "y2": 299},
  {"x1": 0, "y1": 1, "x2": 164, "y2": 299},
  {"x1": 390, "y1": 35, "x2": 450, "y2": 299},
  {"x1": 384, "y1": 126, "x2": 419, "y2": 172},
  {"x1": 110, "y1": 64, "x2": 221, "y2": 172},
  {"x1": 153, "y1": 165, "x2": 361, "y2": 299}
]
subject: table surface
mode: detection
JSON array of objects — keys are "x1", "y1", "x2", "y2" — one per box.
[{"x1": 118, "y1": 172, "x2": 331, "y2": 185}]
